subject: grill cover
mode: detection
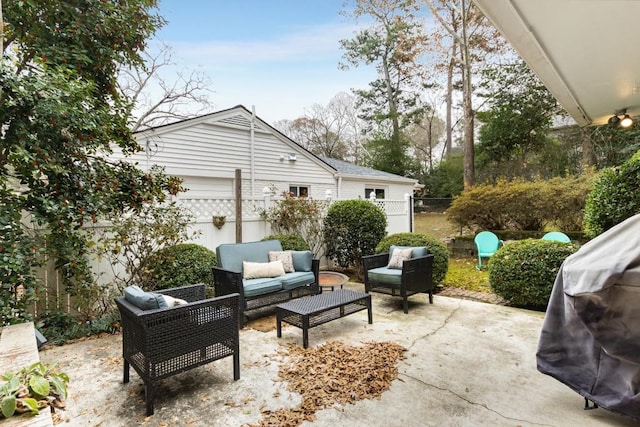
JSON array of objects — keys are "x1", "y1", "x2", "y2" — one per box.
[{"x1": 537, "y1": 214, "x2": 640, "y2": 419}]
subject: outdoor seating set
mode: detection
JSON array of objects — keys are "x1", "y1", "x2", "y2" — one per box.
[{"x1": 115, "y1": 239, "x2": 435, "y2": 416}]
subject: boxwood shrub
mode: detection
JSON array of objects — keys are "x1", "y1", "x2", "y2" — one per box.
[
  {"x1": 488, "y1": 239, "x2": 579, "y2": 309},
  {"x1": 142, "y1": 243, "x2": 217, "y2": 290},
  {"x1": 262, "y1": 234, "x2": 310, "y2": 251},
  {"x1": 375, "y1": 232, "x2": 449, "y2": 286}
]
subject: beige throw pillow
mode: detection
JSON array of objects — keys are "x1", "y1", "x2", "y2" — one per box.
[
  {"x1": 268, "y1": 251, "x2": 294, "y2": 272},
  {"x1": 162, "y1": 294, "x2": 188, "y2": 307},
  {"x1": 243, "y1": 260, "x2": 286, "y2": 279},
  {"x1": 387, "y1": 247, "x2": 413, "y2": 269}
]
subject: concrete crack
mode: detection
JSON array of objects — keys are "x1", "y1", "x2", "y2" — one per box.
[
  {"x1": 399, "y1": 374, "x2": 557, "y2": 427},
  {"x1": 408, "y1": 299, "x2": 462, "y2": 350}
]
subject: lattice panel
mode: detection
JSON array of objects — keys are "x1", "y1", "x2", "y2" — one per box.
[{"x1": 178, "y1": 198, "x2": 264, "y2": 220}]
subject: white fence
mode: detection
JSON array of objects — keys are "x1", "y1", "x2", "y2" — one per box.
[{"x1": 178, "y1": 194, "x2": 414, "y2": 254}]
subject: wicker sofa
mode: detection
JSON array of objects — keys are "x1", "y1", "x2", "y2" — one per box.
[
  {"x1": 362, "y1": 245, "x2": 435, "y2": 313},
  {"x1": 115, "y1": 284, "x2": 240, "y2": 416},
  {"x1": 213, "y1": 240, "x2": 320, "y2": 325}
]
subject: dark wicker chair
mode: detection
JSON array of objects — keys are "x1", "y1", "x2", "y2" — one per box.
[
  {"x1": 115, "y1": 284, "x2": 240, "y2": 416},
  {"x1": 361, "y1": 252, "x2": 434, "y2": 313}
]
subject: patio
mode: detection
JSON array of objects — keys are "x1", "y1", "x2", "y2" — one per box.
[{"x1": 39, "y1": 283, "x2": 637, "y2": 427}]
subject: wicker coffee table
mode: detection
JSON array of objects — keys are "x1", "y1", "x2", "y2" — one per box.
[{"x1": 276, "y1": 289, "x2": 372, "y2": 348}]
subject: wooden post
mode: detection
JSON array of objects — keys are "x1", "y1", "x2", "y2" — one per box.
[{"x1": 235, "y1": 169, "x2": 242, "y2": 243}]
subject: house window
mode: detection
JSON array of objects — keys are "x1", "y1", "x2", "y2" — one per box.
[
  {"x1": 289, "y1": 185, "x2": 309, "y2": 198},
  {"x1": 365, "y1": 188, "x2": 385, "y2": 199}
]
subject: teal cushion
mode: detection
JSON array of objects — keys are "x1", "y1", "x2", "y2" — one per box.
[
  {"x1": 389, "y1": 245, "x2": 427, "y2": 261},
  {"x1": 367, "y1": 267, "x2": 402, "y2": 286},
  {"x1": 216, "y1": 240, "x2": 283, "y2": 273},
  {"x1": 291, "y1": 251, "x2": 313, "y2": 272},
  {"x1": 123, "y1": 285, "x2": 168, "y2": 310},
  {"x1": 280, "y1": 272, "x2": 315, "y2": 290},
  {"x1": 243, "y1": 277, "x2": 283, "y2": 297}
]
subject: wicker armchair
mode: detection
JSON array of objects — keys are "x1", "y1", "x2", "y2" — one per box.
[
  {"x1": 115, "y1": 284, "x2": 240, "y2": 416},
  {"x1": 361, "y1": 251, "x2": 434, "y2": 314}
]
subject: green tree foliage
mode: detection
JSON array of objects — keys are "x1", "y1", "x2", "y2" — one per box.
[
  {"x1": 323, "y1": 200, "x2": 387, "y2": 276},
  {"x1": 447, "y1": 176, "x2": 593, "y2": 232},
  {"x1": 0, "y1": 0, "x2": 179, "y2": 325},
  {"x1": 340, "y1": 0, "x2": 427, "y2": 176},
  {"x1": 422, "y1": 151, "x2": 464, "y2": 197},
  {"x1": 141, "y1": 244, "x2": 217, "y2": 291},
  {"x1": 584, "y1": 151, "x2": 640, "y2": 237},
  {"x1": 476, "y1": 60, "x2": 566, "y2": 180},
  {"x1": 374, "y1": 232, "x2": 449, "y2": 286},
  {"x1": 489, "y1": 239, "x2": 578, "y2": 309}
]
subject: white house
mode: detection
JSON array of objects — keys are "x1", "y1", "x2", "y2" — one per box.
[{"x1": 119, "y1": 105, "x2": 418, "y2": 248}]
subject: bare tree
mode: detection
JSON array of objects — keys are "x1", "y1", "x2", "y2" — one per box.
[
  {"x1": 404, "y1": 104, "x2": 446, "y2": 175},
  {"x1": 424, "y1": 0, "x2": 507, "y2": 187},
  {"x1": 118, "y1": 42, "x2": 215, "y2": 132}
]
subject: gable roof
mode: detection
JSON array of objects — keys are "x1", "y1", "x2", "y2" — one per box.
[{"x1": 320, "y1": 157, "x2": 416, "y2": 184}]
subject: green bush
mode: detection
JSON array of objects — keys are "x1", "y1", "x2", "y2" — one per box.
[
  {"x1": 375, "y1": 233, "x2": 449, "y2": 286},
  {"x1": 323, "y1": 199, "x2": 387, "y2": 276},
  {"x1": 584, "y1": 152, "x2": 640, "y2": 237},
  {"x1": 262, "y1": 234, "x2": 310, "y2": 251},
  {"x1": 447, "y1": 176, "x2": 592, "y2": 232},
  {"x1": 488, "y1": 239, "x2": 579, "y2": 309},
  {"x1": 141, "y1": 243, "x2": 217, "y2": 290}
]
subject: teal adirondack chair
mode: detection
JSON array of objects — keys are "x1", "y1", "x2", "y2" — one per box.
[
  {"x1": 542, "y1": 231, "x2": 571, "y2": 243},
  {"x1": 474, "y1": 231, "x2": 503, "y2": 270}
]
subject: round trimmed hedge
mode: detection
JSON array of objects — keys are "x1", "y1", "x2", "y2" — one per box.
[
  {"x1": 142, "y1": 243, "x2": 217, "y2": 290},
  {"x1": 262, "y1": 234, "x2": 310, "y2": 251},
  {"x1": 488, "y1": 239, "x2": 579, "y2": 309},
  {"x1": 374, "y1": 232, "x2": 449, "y2": 286}
]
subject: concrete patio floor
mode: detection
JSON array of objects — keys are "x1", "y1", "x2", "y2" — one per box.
[{"x1": 40, "y1": 284, "x2": 638, "y2": 427}]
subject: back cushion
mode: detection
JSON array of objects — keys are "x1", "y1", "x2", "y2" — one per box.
[
  {"x1": 291, "y1": 251, "x2": 313, "y2": 272},
  {"x1": 389, "y1": 245, "x2": 428, "y2": 261},
  {"x1": 124, "y1": 285, "x2": 168, "y2": 310},
  {"x1": 216, "y1": 240, "x2": 283, "y2": 273}
]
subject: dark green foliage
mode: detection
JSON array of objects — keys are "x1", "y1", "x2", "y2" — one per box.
[
  {"x1": 262, "y1": 234, "x2": 310, "y2": 251},
  {"x1": 422, "y1": 152, "x2": 464, "y2": 197},
  {"x1": 141, "y1": 244, "x2": 217, "y2": 290},
  {"x1": 323, "y1": 200, "x2": 387, "y2": 275},
  {"x1": 584, "y1": 151, "x2": 640, "y2": 237},
  {"x1": 447, "y1": 175, "x2": 593, "y2": 232},
  {"x1": 488, "y1": 239, "x2": 579, "y2": 309},
  {"x1": 375, "y1": 233, "x2": 449, "y2": 286},
  {"x1": 36, "y1": 310, "x2": 120, "y2": 346}
]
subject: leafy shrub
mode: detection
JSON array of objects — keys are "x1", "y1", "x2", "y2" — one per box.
[
  {"x1": 141, "y1": 243, "x2": 217, "y2": 290},
  {"x1": 36, "y1": 310, "x2": 120, "y2": 346},
  {"x1": 375, "y1": 233, "x2": 449, "y2": 286},
  {"x1": 584, "y1": 152, "x2": 640, "y2": 237},
  {"x1": 323, "y1": 200, "x2": 387, "y2": 276},
  {"x1": 447, "y1": 176, "x2": 592, "y2": 232},
  {"x1": 262, "y1": 234, "x2": 310, "y2": 251},
  {"x1": 488, "y1": 239, "x2": 579, "y2": 309}
]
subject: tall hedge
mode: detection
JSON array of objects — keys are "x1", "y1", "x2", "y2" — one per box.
[
  {"x1": 447, "y1": 175, "x2": 593, "y2": 232},
  {"x1": 323, "y1": 199, "x2": 387, "y2": 275},
  {"x1": 262, "y1": 234, "x2": 310, "y2": 251},
  {"x1": 584, "y1": 151, "x2": 640, "y2": 237},
  {"x1": 375, "y1": 233, "x2": 449, "y2": 286},
  {"x1": 141, "y1": 243, "x2": 217, "y2": 290},
  {"x1": 488, "y1": 239, "x2": 579, "y2": 309}
]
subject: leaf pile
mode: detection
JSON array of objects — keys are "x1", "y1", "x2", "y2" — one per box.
[{"x1": 251, "y1": 341, "x2": 407, "y2": 426}]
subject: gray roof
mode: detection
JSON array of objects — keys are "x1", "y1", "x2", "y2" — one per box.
[{"x1": 320, "y1": 157, "x2": 415, "y2": 183}]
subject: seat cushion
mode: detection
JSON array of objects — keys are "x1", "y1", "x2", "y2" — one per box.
[
  {"x1": 216, "y1": 240, "x2": 283, "y2": 272},
  {"x1": 243, "y1": 277, "x2": 283, "y2": 297},
  {"x1": 291, "y1": 251, "x2": 313, "y2": 272},
  {"x1": 280, "y1": 272, "x2": 316, "y2": 290},
  {"x1": 367, "y1": 267, "x2": 402, "y2": 286}
]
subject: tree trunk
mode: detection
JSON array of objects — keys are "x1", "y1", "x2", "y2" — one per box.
[
  {"x1": 581, "y1": 127, "x2": 596, "y2": 169},
  {"x1": 460, "y1": 0, "x2": 475, "y2": 188},
  {"x1": 445, "y1": 42, "x2": 457, "y2": 160}
]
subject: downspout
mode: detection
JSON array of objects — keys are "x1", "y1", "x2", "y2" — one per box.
[{"x1": 250, "y1": 105, "x2": 256, "y2": 197}]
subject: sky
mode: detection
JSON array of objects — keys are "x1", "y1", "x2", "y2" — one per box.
[{"x1": 151, "y1": 0, "x2": 378, "y2": 125}]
